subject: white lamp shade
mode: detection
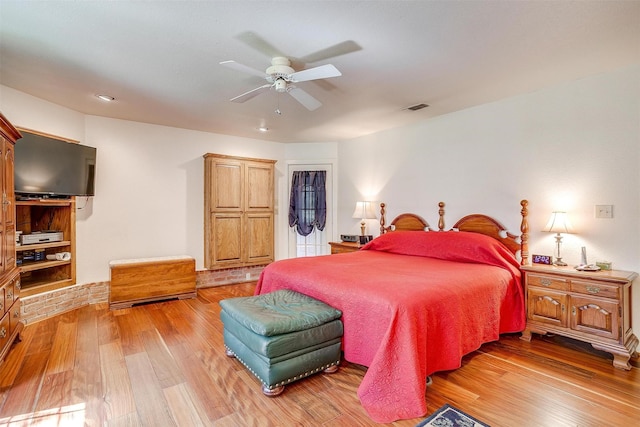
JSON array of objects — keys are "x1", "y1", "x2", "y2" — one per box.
[
  {"x1": 352, "y1": 201, "x2": 377, "y2": 220},
  {"x1": 543, "y1": 211, "x2": 573, "y2": 234}
]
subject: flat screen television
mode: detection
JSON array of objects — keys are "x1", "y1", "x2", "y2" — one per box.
[{"x1": 14, "y1": 131, "x2": 97, "y2": 198}]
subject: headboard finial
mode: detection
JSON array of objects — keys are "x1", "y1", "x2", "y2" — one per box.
[
  {"x1": 520, "y1": 199, "x2": 529, "y2": 265},
  {"x1": 438, "y1": 202, "x2": 445, "y2": 231}
]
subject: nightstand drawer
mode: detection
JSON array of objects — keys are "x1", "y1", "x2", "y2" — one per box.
[
  {"x1": 527, "y1": 274, "x2": 569, "y2": 291},
  {"x1": 571, "y1": 280, "x2": 619, "y2": 299}
]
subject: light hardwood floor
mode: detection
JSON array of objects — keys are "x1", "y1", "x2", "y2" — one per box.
[{"x1": 0, "y1": 283, "x2": 639, "y2": 426}]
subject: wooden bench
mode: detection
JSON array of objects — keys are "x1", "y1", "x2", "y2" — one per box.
[{"x1": 109, "y1": 256, "x2": 196, "y2": 309}]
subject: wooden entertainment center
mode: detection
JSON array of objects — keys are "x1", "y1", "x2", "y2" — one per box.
[
  {"x1": 16, "y1": 198, "x2": 76, "y2": 297},
  {"x1": 13, "y1": 128, "x2": 78, "y2": 297}
]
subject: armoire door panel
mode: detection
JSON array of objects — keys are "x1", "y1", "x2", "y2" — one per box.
[
  {"x1": 213, "y1": 162, "x2": 243, "y2": 210},
  {"x1": 246, "y1": 163, "x2": 273, "y2": 210},
  {"x1": 3, "y1": 143, "x2": 15, "y2": 270},
  {"x1": 212, "y1": 214, "x2": 242, "y2": 264},
  {"x1": 246, "y1": 213, "x2": 273, "y2": 263}
]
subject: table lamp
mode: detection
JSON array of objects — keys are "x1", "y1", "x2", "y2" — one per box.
[{"x1": 352, "y1": 201, "x2": 377, "y2": 236}]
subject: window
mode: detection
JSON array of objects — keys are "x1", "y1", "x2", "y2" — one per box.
[{"x1": 288, "y1": 170, "x2": 326, "y2": 237}]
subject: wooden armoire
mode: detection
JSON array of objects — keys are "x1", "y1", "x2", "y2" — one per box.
[
  {"x1": 204, "y1": 154, "x2": 276, "y2": 270},
  {"x1": 0, "y1": 111, "x2": 22, "y2": 365}
]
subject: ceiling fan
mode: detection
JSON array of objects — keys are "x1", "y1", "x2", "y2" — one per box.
[{"x1": 220, "y1": 56, "x2": 342, "y2": 111}]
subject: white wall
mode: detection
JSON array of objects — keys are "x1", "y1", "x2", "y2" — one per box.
[
  {"x1": 337, "y1": 65, "x2": 640, "y2": 333},
  {"x1": 0, "y1": 86, "x2": 86, "y2": 140},
  {"x1": 80, "y1": 116, "x2": 285, "y2": 283}
]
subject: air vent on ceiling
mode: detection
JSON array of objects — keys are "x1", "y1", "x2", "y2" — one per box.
[{"x1": 406, "y1": 103, "x2": 429, "y2": 111}]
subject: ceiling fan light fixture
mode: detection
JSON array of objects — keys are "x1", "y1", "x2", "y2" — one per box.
[{"x1": 274, "y1": 79, "x2": 287, "y2": 93}]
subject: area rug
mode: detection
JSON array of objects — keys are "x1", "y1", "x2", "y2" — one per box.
[{"x1": 416, "y1": 403, "x2": 490, "y2": 427}]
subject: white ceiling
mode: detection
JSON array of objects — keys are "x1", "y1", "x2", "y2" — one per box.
[{"x1": 1, "y1": 1, "x2": 638, "y2": 143}]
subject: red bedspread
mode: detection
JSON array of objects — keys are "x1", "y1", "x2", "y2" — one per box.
[{"x1": 255, "y1": 231, "x2": 525, "y2": 423}]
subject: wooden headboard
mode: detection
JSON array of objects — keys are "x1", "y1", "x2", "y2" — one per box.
[{"x1": 379, "y1": 200, "x2": 529, "y2": 265}]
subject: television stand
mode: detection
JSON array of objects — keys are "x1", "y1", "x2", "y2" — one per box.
[{"x1": 16, "y1": 198, "x2": 76, "y2": 297}]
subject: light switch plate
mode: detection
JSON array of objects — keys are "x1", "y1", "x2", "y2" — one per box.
[{"x1": 595, "y1": 205, "x2": 613, "y2": 218}]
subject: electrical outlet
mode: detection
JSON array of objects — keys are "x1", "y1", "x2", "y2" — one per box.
[
  {"x1": 595, "y1": 205, "x2": 613, "y2": 219},
  {"x1": 246, "y1": 272, "x2": 251, "y2": 280}
]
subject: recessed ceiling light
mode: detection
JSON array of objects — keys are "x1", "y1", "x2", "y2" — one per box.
[
  {"x1": 96, "y1": 94, "x2": 115, "y2": 102},
  {"x1": 406, "y1": 103, "x2": 429, "y2": 111},
  {"x1": 258, "y1": 126, "x2": 269, "y2": 132}
]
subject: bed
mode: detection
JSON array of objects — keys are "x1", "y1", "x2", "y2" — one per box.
[{"x1": 255, "y1": 200, "x2": 530, "y2": 423}]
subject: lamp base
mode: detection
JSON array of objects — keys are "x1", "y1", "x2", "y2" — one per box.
[
  {"x1": 360, "y1": 220, "x2": 366, "y2": 236},
  {"x1": 553, "y1": 233, "x2": 567, "y2": 267}
]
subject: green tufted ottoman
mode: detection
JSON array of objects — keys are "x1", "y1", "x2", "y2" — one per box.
[{"x1": 220, "y1": 289, "x2": 343, "y2": 396}]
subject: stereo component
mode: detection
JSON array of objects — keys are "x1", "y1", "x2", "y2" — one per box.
[{"x1": 20, "y1": 231, "x2": 64, "y2": 245}]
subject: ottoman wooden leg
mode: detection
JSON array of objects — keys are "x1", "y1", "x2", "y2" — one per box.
[
  {"x1": 262, "y1": 384, "x2": 284, "y2": 397},
  {"x1": 324, "y1": 365, "x2": 339, "y2": 374}
]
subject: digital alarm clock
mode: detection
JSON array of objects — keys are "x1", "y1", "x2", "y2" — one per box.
[{"x1": 532, "y1": 254, "x2": 553, "y2": 265}]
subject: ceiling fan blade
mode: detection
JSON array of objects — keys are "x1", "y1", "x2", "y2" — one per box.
[
  {"x1": 298, "y1": 40, "x2": 362, "y2": 64},
  {"x1": 288, "y1": 64, "x2": 341, "y2": 83},
  {"x1": 236, "y1": 32, "x2": 285, "y2": 58},
  {"x1": 230, "y1": 84, "x2": 272, "y2": 103},
  {"x1": 220, "y1": 60, "x2": 267, "y2": 79},
  {"x1": 287, "y1": 86, "x2": 322, "y2": 111}
]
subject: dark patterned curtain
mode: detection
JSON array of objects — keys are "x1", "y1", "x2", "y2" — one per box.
[{"x1": 288, "y1": 171, "x2": 327, "y2": 236}]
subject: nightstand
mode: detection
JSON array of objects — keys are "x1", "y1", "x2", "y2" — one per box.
[
  {"x1": 329, "y1": 241, "x2": 360, "y2": 254},
  {"x1": 520, "y1": 264, "x2": 638, "y2": 370}
]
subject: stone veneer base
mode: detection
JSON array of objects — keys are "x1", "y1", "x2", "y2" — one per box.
[
  {"x1": 195, "y1": 265, "x2": 265, "y2": 288},
  {"x1": 20, "y1": 266, "x2": 265, "y2": 324},
  {"x1": 21, "y1": 281, "x2": 110, "y2": 325}
]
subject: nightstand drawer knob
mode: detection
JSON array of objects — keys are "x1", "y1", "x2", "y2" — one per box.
[
  {"x1": 572, "y1": 306, "x2": 576, "y2": 316},
  {"x1": 0, "y1": 327, "x2": 6, "y2": 338},
  {"x1": 586, "y1": 286, "x2": 600, "y2": 294},
  {"x1": 540, "y1": 278, "x2": 552, "y2": 287}
]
